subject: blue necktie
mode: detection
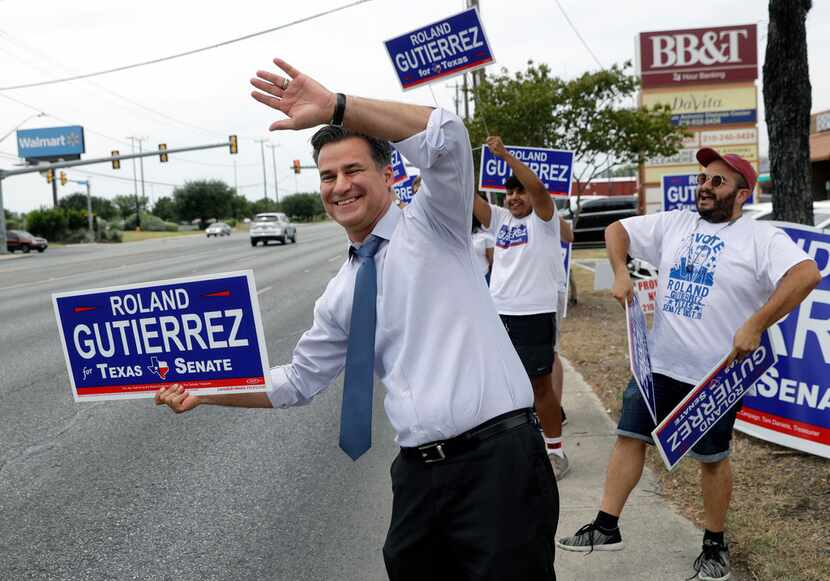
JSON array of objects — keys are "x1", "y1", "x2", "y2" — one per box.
[{"x1": 340, "y1": 234, "x2": 384, "y2": 460}]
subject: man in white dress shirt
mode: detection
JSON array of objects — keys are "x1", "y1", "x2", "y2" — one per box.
[{"x1": 156, "y1": 59, "x2": 558, "y2": 580}]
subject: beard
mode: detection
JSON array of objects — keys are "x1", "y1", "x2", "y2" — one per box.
[{"x1": 696, "y1": 187, "x2": 738, "y2": 223}]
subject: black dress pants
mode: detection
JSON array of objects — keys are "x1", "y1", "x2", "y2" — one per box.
[{"x1": 383, "y1": 423, "x2": 558, "y2": 581}]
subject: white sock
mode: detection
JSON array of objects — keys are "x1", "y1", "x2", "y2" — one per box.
[{"x1": 544, "y1": 436, "x2": 564, "y2": 458}]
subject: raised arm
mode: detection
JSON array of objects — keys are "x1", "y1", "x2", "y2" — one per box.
[
  {"x1": 486, "y1": 136, "x2": 555, "y2": 222},
  {"x1": 251, "y1": 58, "x2": 432, "y2": 141},
  {"x1": 473, "y1": 193, "x2": 492, "y2": 229}
]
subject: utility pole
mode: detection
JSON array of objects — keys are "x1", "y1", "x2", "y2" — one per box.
[
  {"x1": 138, "y1": 138, "x2": 146, "y2": 228},
  {"x1": 233, "y1": 160, "x2": 238, "y2": 194},
  {"x1": 51, "y1": 165, "x2": 58, "y2": 207},
  {"x1": 127, "y1": 136, "x2": 141, "y2": 229},
  {"x1": 85, "y1": 180, "x2": 93, "y2": 237},
  {"x1": 266, "y1": 143, "x2": 280, "y2": 203},
  {"x1": 257, "y1": 139, "x2": 268, "y2": 201}
]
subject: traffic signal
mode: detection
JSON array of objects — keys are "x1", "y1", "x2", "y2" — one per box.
[
  {"x1": 159, "y1": 144, "x2": 168, "y2": 163},
  {"x1": 111, "y1": 150, "x2": 121, "y2": 170},
  {"x1": 229, "y1": 134, "x2": 238, "y2": 155},
  {"x1": 59, "y1": 171, "x2": 67, "y2": 186},
  {"x1": 46, "y1": 169, "x2": 54, "y2": 184},
  {"x1": 293, "y1": 159, "x2": 301, "y2": 174}
]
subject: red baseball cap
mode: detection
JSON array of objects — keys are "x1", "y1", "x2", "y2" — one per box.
[{"x1": 696, "y1": 147, "x2": 757, "y2": 193}]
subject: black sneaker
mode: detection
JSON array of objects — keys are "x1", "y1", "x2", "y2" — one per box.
[
  {"x1": 691, "y1": 539, "x2": 731, "y2": 581},
  {"x1": 555, "y1": 522, "x2": 624, "y2": 553}
]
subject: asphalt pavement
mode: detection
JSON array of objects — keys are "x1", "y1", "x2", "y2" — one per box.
[{"x1": 1, "y1": 225, "x2": 714, "y2": 580}]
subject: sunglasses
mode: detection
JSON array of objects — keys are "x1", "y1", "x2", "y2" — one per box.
[{"x1": 696, "y1": 173, "x2": 731, "y2": 188}]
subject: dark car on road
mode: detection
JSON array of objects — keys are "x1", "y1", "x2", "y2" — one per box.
[
  {"x1": 563, "y1": 195, "x2": 639, "y2": 247},
  {"x1": 6, "y1": 230, "x2": 34, "y2": 253},
  {"x1": 20, "y1": 230, "x2": 48, "y2": 252}
]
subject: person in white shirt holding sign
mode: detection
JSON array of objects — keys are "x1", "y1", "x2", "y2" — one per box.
[
  {"x1": 557, "y1": 149, "x2": 820, "y2": 581},
  {"x1": 157, "y1": 59, "x2": 558, "y2": 580},
  {"x1": 473, "y1": 136, "x2": 571, "y2": 479}
]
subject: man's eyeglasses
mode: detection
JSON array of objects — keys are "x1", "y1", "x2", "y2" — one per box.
[{"x1": 696, "y1": 173, "x2": 730, "y2": 188}]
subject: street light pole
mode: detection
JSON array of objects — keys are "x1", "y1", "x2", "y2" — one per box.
[
  {"x1": 127, "y1": 136, "x2": 140, "y2": 229},
  {"x1": 138, "y1": 138, "x2": 146, "y2": 228},
  {"x1": 258, "y1": 140, "x2": 268, "y2": 201},
  {"x1": 267, "y1": 143, "x2": 280, "y2": 204}
]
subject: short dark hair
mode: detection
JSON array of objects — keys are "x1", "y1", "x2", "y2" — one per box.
[
  {"x1": 311, "y1": 125, "x2": 393, "y2": 168},
  {"x1": 505, "y1": 175, "x2": 523, "y2": 192}
]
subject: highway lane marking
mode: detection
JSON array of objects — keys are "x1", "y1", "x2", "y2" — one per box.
[{"x1": 257, "y1": 286, "x2": 273, "y2": 295}]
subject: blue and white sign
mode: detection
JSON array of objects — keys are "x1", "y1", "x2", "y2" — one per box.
[
  {"x1": 390, "y1": 147, "x2": 408, "y2": 185},
  {"x1": 384, "y1": 7, "x2": 495, "y2": 91},
  {"x1": 17, "y1": 125, "x2": 85, "y2": 160},
  {"x1": 736, "y1": 223, "x2": 830, "y2": 459},
  {"x1": 653, "y1": 333, "x2": 776, "y2": 470},
  {"x1": 626, "y1": 293, "x2": 657, "y2": 423},
  {"x1": 52, "y1": 271, "x2": 271, "y2": 402},
  {"x1": 479, "y1": 145, "x2": 574, "y2": 196},
  {"x1": 394, "y1": 175, "x2": 418, "y2": 205},
  {"x1": 662, "y1": 174, "x2": 698, "y2": 212}
]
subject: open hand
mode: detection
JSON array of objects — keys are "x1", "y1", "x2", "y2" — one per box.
[
  {"x1": 486, "y1": 136, "x2": 509, "y2": 159},
  {"x1": 155, "y1": 384, "x2": 201, "y2": 414},
  {"x1": 250, "y1": 58, "x2": 337, "y2": 131}
]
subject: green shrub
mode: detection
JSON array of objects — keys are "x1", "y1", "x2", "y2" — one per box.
[
  {"x1": 123, "y1": 212, "x2": 179, "y2": 232},
  {"x1": 26, "y1": 208, "x2": 69, "y2": 240},
  {"x1": 100, "y1": 228, "x2": 123, "y2": 243}
]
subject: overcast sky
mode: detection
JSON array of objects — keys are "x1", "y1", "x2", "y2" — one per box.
[{"x1": 1, "y1": 0, "x2": 828, "y2": 213}]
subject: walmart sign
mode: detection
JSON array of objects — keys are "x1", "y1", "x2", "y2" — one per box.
[{"x1": 17, "y1": 125, "x2": 85, "y2": 160}]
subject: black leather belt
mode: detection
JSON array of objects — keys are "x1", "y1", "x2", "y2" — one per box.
[{"x1": 400, "y1": 408, "x2": 536, "y2": 464}]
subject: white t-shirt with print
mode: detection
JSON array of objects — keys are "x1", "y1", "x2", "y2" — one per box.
[
  {"x1": 489, "y1": 204, "x2": 566, "y2": 315},
  {"x1": 471, "y1": 229, "x2": 495, "y2": 276},
  {"x1": 622, "y1": 210, "x2": 812, "y2": 385}
]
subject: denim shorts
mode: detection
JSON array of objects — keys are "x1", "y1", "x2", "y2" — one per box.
[{"x1": 616, "y1": 374, "x2": 742, "y2": 463}]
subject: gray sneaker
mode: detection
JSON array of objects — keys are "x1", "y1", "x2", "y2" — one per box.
[
  {"x1": 549, "y1": 451, "x2": 570, "y2": 480},
  {"x1": 692, "y1": 540, "x2": 730, "y2": 580},
  {"x1": 556, "y1": 522, "x2": 624, "y2": 553}
]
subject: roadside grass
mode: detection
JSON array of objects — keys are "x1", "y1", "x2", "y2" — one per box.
[
  {"x1": 562, "y1": 249, "x2": 830, "y2": 581},
  {"x1": 121, "y1": 230, "x2": 202, "y2": 242}
]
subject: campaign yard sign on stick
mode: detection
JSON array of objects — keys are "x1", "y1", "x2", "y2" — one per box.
[
  {"x1": 394, "y1": 175, "x2": 418, "y2": 206},
  {"x1": 735, "y1": 223, "x2": 830, "y2": 459},
  {"x1": 384, "y1": 7, "x2": 495, "y2": 91},
  {"x1": 662, "y1": 174, "x2": 698, "y2": 212},
  {"x1": 479, "y1": 145, "x2": 574, "y2": 196},
  {"x1": 653, "y1": 333, "x2": 776, "y2": 470},
  {"x1": 626, "y1": 293, "x2": 657, "y2": 423},
  {"x1": 53, "y1": 271, "x2": 271, "y2": 402},
  {"x1": 390, "y1": 147, "x2": 408, "y2": 185}
]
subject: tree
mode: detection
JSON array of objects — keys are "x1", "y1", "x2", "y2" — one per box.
[
  {"x1": 229, "y1": 194, "x2": 252, "y2": 221},
  {"x1": 173, "y1": 180, "x2": 235, "y2": 226},
  {"x1": 466, "y1": 61, "x2": 686, "y2": 206},
  {"x1": 280, "y1": 193, "x2": 323, "y2": 222},
  {"x1": 250, "y1": 197, "x2": 281, "y2": 216},
  {"x1": 152, "y1": 196, "x2": 178, "y2": 222},
  {"x1": 764, "y1": 0, "x2": 813, "y2": 224},
  {"x1": 112, "y1": 194, "x2": 149, "y2": 219},
  {"x1": 58, "y1": 192, "x2": 119, "y2": 220}
]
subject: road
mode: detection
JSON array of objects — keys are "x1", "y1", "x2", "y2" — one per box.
[{"x1": 0, "y1": 223, "x2": 397, "y2": 581}]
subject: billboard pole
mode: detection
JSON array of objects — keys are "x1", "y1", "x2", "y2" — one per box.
[{"x1": 51, "y1": 170, "x2": 58, "y2": 207}]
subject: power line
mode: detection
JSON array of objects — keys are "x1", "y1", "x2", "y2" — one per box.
[
  {"x1": 553, "y1": 0, "x2": 604, "y2": 70},
  {"x1": 0, "y1": 0, "x2": 374, "y2": 91}
]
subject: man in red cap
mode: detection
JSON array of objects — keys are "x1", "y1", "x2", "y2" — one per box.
[{"x1": 556, "y1": 148, "x2": 821, "y2": 580}]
